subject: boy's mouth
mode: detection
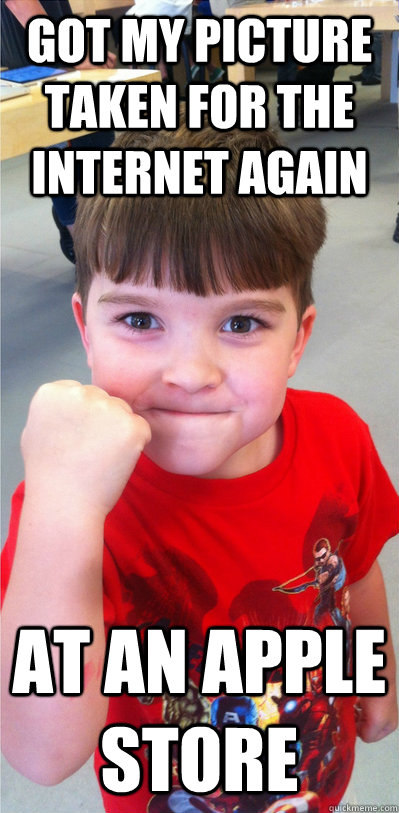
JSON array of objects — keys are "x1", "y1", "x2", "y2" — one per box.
[{"x1": 148, "y1": 408, "x2": 230, "y2": 416}]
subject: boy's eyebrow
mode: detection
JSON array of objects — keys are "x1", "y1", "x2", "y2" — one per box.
[
  {"x1": 227, "y1": 298, "x2": 287, "y2": 314},
  {"x1": 98, "y1": 293, "x2": 162, "y2": 308},
  {"x1": 98, "y1": 293, "x2": 287, "y2": 314}
]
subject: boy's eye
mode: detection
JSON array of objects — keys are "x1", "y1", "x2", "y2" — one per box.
[
  {"x1": 123, "y1": 312, "x2": 159, "y2": 330},
  {"x1": 222, "y1": 316, "x2": 262, "y2": 334}
]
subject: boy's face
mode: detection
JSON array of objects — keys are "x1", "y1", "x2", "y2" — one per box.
[{"x1": 73, "y1": 273, "x2": 315, "y2": 479}]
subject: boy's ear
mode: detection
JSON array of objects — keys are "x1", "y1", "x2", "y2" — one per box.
[
  {"x1": 288, "y1": 305, "x2": 316, "y2": 379},
  {"x1": 71, "y1": 293, "x2": 92, "y2": 367}
]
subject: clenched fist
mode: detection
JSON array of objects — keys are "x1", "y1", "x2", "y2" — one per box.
[{"x1": 21, "y1": 380, "x2": 151, "y2": 518}]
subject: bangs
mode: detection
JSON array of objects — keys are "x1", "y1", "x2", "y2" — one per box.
[
  {"x1": 74, "y1": 123, "x2": 326, "y2": 314},
  {"x1": 76, "y1": 190, "x2": 321, "y2": 309}
]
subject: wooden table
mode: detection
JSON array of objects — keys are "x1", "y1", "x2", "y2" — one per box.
[
  {"x1": 1, "y1": 68, "x2": 161, "y2": 161},
  {"x1": 225, "y1": 1, "x2": 399, "y2": 102},
  {"x1": 70, "y1": 0, "x2": 133, "y2": 14}
]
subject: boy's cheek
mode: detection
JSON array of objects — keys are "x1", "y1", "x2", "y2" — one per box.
[{"x1": 89, "y1": 366, "x2": 146, "y2": 408}]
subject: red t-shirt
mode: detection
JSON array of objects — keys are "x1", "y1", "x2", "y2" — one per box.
[{"x1": 2, "y1": 390, "x2": 398, "y2": 813}]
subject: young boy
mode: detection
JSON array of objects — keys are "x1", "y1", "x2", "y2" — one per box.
[{"x1": 2, "y1": 124, "x2": 398, "y2": 813}]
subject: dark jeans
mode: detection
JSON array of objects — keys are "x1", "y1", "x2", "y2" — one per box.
[
  {"x1": 51, "y1": 130, "x2": 114, "y2": 225},
  {"x1": 361, "y1": 32, "x2": 382, "y2": 81},
  {"x1": 277, "y1": 59, "x2": 336, "y2": 84}
]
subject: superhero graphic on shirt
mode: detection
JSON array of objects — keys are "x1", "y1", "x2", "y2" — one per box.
[
  {"x1": 112, "y1": 492, "x2": 359, "y2": 812},
  {"x1": 127, "y1": 528, "x2": 353, "y2": 812},
  {"x1": 273, "y1": 538, "x2": 347, "y2": 627},
  {"x1": 145, "y1": 667, "x2": 344, "y2": 813},
  {"x1": 148, "y1": 788, "x2": 320, "y2": 812}
]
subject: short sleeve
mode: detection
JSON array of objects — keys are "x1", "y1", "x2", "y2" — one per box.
[
  {"x1": 341, "y1": 424, "x2": 399, "y2": 584},
  {"x1": 1, "y1": 482, "x2": 25, "y2": 606}
]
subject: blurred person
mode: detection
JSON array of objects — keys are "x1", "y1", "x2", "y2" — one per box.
[{"x1": 1, "y1": 0, "x2": 116, "y2": 263}]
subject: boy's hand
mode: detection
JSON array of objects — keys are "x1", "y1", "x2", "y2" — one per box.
[
  {"x1": 21, "y1": 380, "x2": 151, "y2": 517},
  {"x1": 355, "y1": 688, "x2": 398, "y2": 743}
]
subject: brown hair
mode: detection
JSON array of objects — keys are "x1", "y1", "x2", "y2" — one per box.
[{"x1": 74, "y1": 122, "x2": 326, "y2": 317}]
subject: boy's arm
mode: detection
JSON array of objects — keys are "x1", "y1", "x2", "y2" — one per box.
[
  {"x1": 349, "y1": 559, "x2": 398, "y2": 743},
  {"x1": 1, "y1": 381, "x2": 151, "y2": 784}
]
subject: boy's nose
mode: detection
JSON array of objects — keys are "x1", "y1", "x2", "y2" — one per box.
[{"x1": 161, "y1": 346, "x2": 223, "y2": 393}]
